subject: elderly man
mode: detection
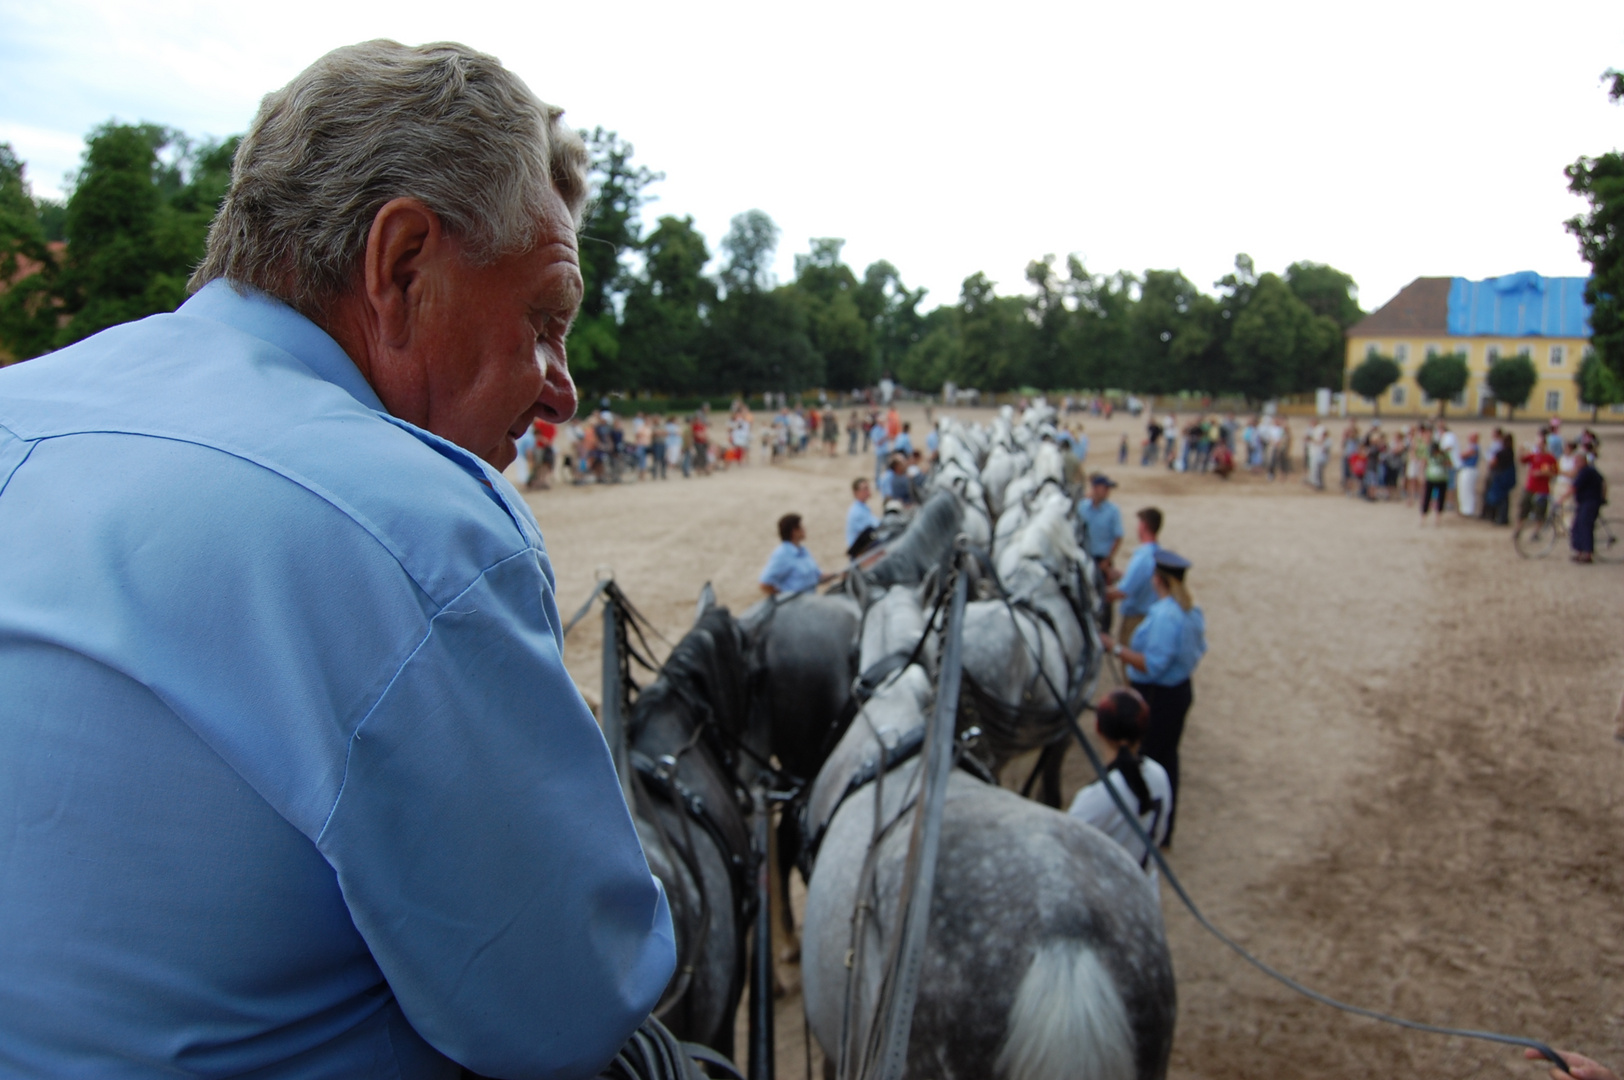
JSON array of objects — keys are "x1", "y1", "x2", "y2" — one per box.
[{"x1": 0, "y1": 41, "x2": 672, "y2": 1080}]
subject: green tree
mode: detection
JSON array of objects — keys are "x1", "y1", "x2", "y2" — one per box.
[
  {"x1": 1348, "y1": 354, "x2": 1401, "y2": 416},
  {"x1": 567, "y1": 129, "x2": 662, "y2": 394},
  {"x1": 1226, "y1": 270, "x2": 1339, "y2": 401},
  {"x1": 855, "y1": 260, "x2": 927, "y2": 387},
  {"x1": 1414, "y1": 351, "x2": 1469, "y2": 417},
  {"x1": 619, "y1": 214, "x2": 714, "y2": 394},
  {"x1": 1576, "y1": 349, "x2": 1624, "y2": 420},
  {"x1": 1566, "y1": 70, "x2": 1624, "y2": 380},
  {"x1": 790, "y1": 238, "x2": 872, "y2": 390},
  {"x1": 1125, "y1": 269, "x2": 1220, "y2": 395},
  {"x1": 1285, "y1": 260, "x2": 1363, "y2": 387},
  {"x1": 708, "y1": 211, "x2": 820, "y2": 392},
  {"x1": 897, "y1": 305, "x2": 959, "y2": 392},
  {"x1": 1061, "y1": 260, "x2": 1134, "y2": 392},
  {"x1": 0, "y1": 144, "x2": 59, "y2": 362},
  {"x1": 1486, "y1": 354, "x2": 1538, "y2": 419},
  {"x1": 52, "y1": 123, "x2": 235, "y2": 347},
  {"x1": 954, "y1": 272, "x2": 1030, "y2": 391}
]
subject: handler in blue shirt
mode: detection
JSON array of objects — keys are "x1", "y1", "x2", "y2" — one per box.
[
  {"x1": 1100, "y1": 549, "x2": 1206, "y2": 846},
  {"x1": 1107, "y1": 506, "x2": 1163, "y2": 644},
  {"x1": 846, "y1": 477, "x2": 881, "y2": 554},
  {"x1": 0, "y1": 42, "x2": 672, "y2": 1080},
  {"x1": 761, "y1": 514, "x2": 832, "y2": 595},
  {"x1": 1078, "y1": 473, "x2": 1124, "y2": 561}
]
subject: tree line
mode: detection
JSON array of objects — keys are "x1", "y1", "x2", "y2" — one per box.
[{"x1": 6, "y1": 122, "x2": 1368, "y2": 401}]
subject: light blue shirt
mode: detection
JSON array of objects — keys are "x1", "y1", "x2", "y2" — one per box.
[
  {"x1": 1078, "y1": 498, "x2": 1124, "y2": 559},
  {"x1": 894, "y1": 431, "x2": 913, "y2": 456},
  {"x1": 0, "y1": 282, "x2": 674, "y2": 1079},
  {"x1": 1117, "y1": 541, "x2": 1160, "y2": 618},
  {"x1": 1075, "y1": 433, "x2": 1090, "y2": 461},
  {"x1": 879, "y1": 468, "x2": 916, "y2": 504},
  {"x1": 761, "y1": 541, "x2": 823, "y2": 593},
  {"x1": 1128, "y1": 596, "x2": 1208, "y2": 687},
  {"x1": 846, "y1": 499, "x2": 881, "y2": 548}
]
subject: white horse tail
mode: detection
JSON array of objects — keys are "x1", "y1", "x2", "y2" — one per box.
[{"x1": 995, "y1": 939, "x2": 1135, "y2": 1080}]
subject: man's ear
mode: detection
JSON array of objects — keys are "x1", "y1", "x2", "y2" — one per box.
[{"x1": 362, "y1": 198, "x2": 442, "y2": 350}]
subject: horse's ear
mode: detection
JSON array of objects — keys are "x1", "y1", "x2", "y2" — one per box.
[{"x1": 695, "y1": 581, "x2": 717, "y2": 623}]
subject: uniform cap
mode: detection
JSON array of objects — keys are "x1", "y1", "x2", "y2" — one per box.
[
  {"x1": 1154, "y1": 549, "x2": 1191, "y2": 577},
  {"x1": 1089, "y1": 473, "x2": 1117, "y2": 488}
]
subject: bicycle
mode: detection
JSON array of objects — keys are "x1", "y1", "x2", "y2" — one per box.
[{"x1": 1514, "y1": 501, "x2": 1621, "y2": 561}]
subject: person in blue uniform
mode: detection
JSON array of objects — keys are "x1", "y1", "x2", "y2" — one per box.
[
  {"x1": 1100, "y1": 549, "x2": 1206, "y2": 846},
  {"x1": 0, "y1": 41, "x2": 673, "y2": 1080},
  {"x1": 846, "y1": 477, "x2": 881, "y2": 555},
  {"x1": 1106, "y1": 506, "x2": 1163, "y2": 645},
  {"x1": 1079, "y1": 473, "x2": 1125, "y2": 627},
  {"x1": 761, "y1": 513, "x2": 835, "y2": 595}
]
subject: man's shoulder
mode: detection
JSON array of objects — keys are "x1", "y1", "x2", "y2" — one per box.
[{"x1": 0, "y1": 310, "x2": 537, "y2": 604}]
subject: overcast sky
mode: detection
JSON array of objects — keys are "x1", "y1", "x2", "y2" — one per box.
[{"x1": 2, "y1": 0, "x2": 1620, "y2": 313}]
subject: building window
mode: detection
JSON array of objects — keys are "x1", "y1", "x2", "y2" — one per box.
[
  {"x1": 1394, "y1": 343, "x2": 1410, "y2": 365},
  {"x1": 1517, "y1": 345, "x2": 1532, "y2": 359},
  {"x1": 1452, "y1": 389, "x2": 1467, "y2": 408},
  {"x1": 1366, "y1": 343, "x2": 1380, "y2": 359},
  {"x1": 1486, "y1": 345, "x2": 1500, "y2": 366},
  {"x1": 1425, "y1": 343, "x2": 1439, "y2": 359},
  {"x1": 1545, "y1": 390, "x2": 1562, "y2": 412},
  {"x1": 1391, "y1": 386, "x2": 1407, "y2": 407},
  {"x1": 1550, "y1": 345, "x2": 1565, "y2": 367}
]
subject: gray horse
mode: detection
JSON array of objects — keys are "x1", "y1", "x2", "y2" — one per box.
[{"x1": 799, "y1": 582, "x2": 1175, "y2": 1080}]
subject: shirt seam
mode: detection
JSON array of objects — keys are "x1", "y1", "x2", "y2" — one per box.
[
  {"x1": 4, "y1": 426, "x2": 526, "y2": 605},
  {"x1": 313, "y1": 548, "x2": 543, "y2": 845}
]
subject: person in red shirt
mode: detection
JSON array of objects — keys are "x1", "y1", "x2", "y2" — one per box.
[
  {"x1": 526, "y1": 419, "x2": 555, "y2": 490},
  {"x1": 1516, "y1": 432, "x2": 1559, "y2": 529}
]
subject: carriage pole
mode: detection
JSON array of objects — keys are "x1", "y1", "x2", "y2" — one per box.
[
  {"x1": 862, "y1": 550, "x2": 968, "y2": 1080},
  {"x1": 601, "y1": 588, "x2": 633, "y2": 806},
  {"x1": 748, "y1": 785, "x2": 775, "y2": 1080}
]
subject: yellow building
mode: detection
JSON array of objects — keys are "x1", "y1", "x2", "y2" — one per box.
[{"x1": 1343, "y1": 273, "x2": 1614, "y2": 421}]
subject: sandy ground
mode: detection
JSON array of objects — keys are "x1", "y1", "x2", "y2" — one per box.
[{"x1": 520, "y1": 406, "x2": 1624, "y2": 1080}]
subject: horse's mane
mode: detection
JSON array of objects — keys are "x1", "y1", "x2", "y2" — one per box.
[
  {"x1": 629, "y1": 604, "x2": 750, "y2": 744},
  {"x1": 863, "y1": 490, "x2": 965, "y2": 589}
]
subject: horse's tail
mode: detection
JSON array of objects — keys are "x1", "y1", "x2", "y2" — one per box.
[{"x1": 995, "y1": 939, "x2": 1135, "y2": 1080}]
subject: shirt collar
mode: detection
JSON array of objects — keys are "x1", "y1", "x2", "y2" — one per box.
[{"x1": 180, "y1": 281, "x2": 387, "y2": 414}]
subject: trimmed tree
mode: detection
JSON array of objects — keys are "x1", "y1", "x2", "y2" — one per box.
[
  {"x1": 1577, "y1": 350, "x2": 1624, "y2": 420},
  {"x1": 1348, "y1": 354, "x2": 1401, "y2": 416},
  {"x1": 1414, "y1": 351, "x2": 1470, "y2": 417},
  {"x1": 1486, "y1": 354, "x2": 1538, "y2": 420}
]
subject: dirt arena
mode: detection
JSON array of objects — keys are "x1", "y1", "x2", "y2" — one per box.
[{"x1": 519, "y1": 405, "x2": 1624, "y2": 1080}]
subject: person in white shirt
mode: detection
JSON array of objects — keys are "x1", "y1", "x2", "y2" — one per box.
[{"x1": 1068, "y1": 688, "x2": 1172, "y2": 897}]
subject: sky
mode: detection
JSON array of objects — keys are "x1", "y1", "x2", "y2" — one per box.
[{"x1": 1, "y1": 0, "x2": 1620, "y2": 314}]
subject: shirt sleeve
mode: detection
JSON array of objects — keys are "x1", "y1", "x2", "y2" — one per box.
[
  {"x1": 317, "y1": 550, "x2": 675, "y2": 1080},
  {"x1": 1118, "y1": 549, "x2": 1153, "y2": 603}
]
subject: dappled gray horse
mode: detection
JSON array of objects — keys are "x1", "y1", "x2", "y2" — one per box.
[{"x1": 799, "y1": 585, "x2": 1174, "y2": 1080}]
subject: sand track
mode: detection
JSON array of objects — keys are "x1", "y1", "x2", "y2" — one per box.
[{"x1": 522, "y1": 407, "x2": 1624, "y2": 1078}]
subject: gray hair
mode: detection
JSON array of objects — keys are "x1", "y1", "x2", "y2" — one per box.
[{"x1": 190, "y1": 40, "x2": 588, "y2": 315}]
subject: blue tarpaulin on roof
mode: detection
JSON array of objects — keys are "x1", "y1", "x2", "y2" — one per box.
[{"x1": 1447, "y1": 273, "x2": 1591, "y2": 337}]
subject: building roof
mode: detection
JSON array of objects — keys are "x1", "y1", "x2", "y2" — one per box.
[
  {"x1": 1352, "y1": 272, "x2": 1592, "y2": 340},
  {"x1": 1350, "y1": 277, "x2": 1451, "y2": 336},
  {"x1": 1446, "y1": 272, "x2": 1590, "y2": 337}
]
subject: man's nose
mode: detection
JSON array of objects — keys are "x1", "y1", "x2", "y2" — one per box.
[{"x1": 535, "y1": 350, "x2": 577, "y2": 424}]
